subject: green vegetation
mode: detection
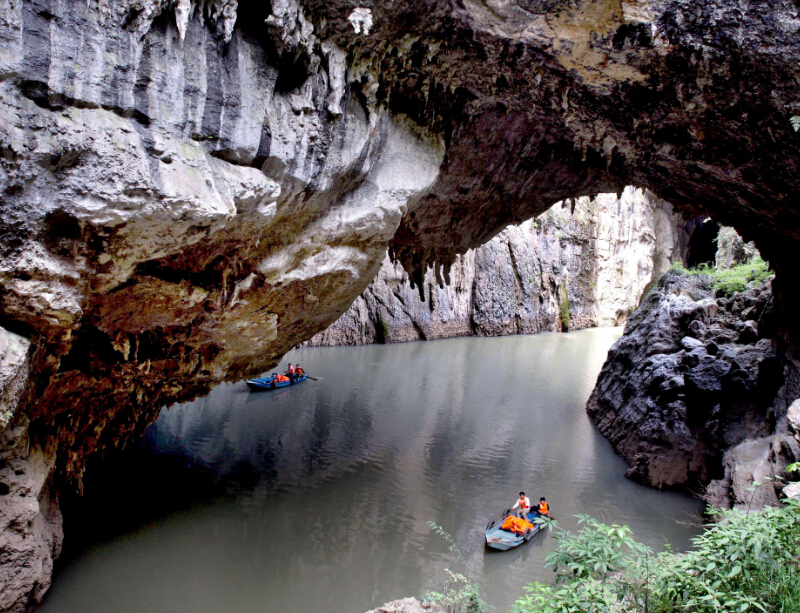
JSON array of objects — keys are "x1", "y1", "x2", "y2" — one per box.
[
  {"x1": 513, "y1": 499, "x2": 800, "y2": 613},
  {"x1": 669, "y1": 257, "x2": 773, "y2": 297},
  {"x1": 375, "y1": 314, "x2": 390, "y2": 344},
  {"x1": 424, "y1": 522, "x2": 488, "y2": 613},
  {"x1": 423, "y1": 569, "x2": 486, "y2": 613},
  {"x1": 559, "y1": 284, "x2": 570, "y2": 331}
]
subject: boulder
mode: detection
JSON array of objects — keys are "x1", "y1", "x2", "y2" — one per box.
[
  {"x1": 587, "y1": 272, "x2": 778, "y2": 498},
  {"x1": 788, "y1": 399, "x2": 800, "y2": 438},
  {"x1": 706, "y1": 435, "x2": 800, "y2": 509},
  {"x1": 366, "y1": 598, "x2": 443, "y2": 613},
  {"x1": 783, "y1": 482, "x2": 800, "y2": 500}
]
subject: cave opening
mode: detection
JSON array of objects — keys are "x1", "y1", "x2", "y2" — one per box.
[{"x1": 684, "y1": 218, "x2": 720, "y2": 268}]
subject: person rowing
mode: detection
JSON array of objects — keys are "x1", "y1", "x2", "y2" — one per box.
[{"x1": 512, "y1": 491, "x2": 531, "y2": 518}]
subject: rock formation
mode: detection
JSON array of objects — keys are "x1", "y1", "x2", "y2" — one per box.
[
  {"x1": 307, "y1": 187, "x2": 692, "y2": 346},
  {"x1": 715, "y1": 226, "x2": 760, "y2": 271},
  {"x1": 365, "y1": 598, "x2": 441, "y2": 613},
  {"x1": 587, "y1": 270, "x2": 799, "y2": 504},
  {"x1": 2, "y1": 0, "x2": 800, "y2": 608}
]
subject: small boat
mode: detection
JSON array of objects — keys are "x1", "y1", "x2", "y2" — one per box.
[
  {"x1": 246, "y1": 374, "x2": 309, "y2": 391},
  {"x1": 484, "y1": 508, "x2": 545, "y2": 550}
]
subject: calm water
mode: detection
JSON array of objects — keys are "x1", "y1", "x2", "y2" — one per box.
[{"x1": 42, "y1": 329, "x2": 703, "y2": 613}]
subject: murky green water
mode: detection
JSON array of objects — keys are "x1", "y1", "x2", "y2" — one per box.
[{"x1": 41, "y1": 329, "x2": 703, "y2": 613}]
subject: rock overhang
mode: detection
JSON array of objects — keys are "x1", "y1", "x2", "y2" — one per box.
[{"x1": 2, "y1": 0, "x2": 800, "y2": 608}]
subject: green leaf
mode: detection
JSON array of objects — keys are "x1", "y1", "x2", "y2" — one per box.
[{"x1": 727, "y1": 565, "x2": 742, "y2": 578}]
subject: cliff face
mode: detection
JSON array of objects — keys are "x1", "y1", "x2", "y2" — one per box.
[
  {"x1": 0, "y1": 2, "x2": 445, "y2": 609},
  {"x1": 307, "y1": 187, "x2": 690, "y2": 346},
  {"x1": 586, "y1": 270, "x2": 799, "y2": 504},
  {"x1": 2, "y1": 0, "x2": 800, "y2": 609}
]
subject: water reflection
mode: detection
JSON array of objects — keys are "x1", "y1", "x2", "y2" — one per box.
[{"x1": 42, "y1": 330, "x2": 703, "y2": 613}]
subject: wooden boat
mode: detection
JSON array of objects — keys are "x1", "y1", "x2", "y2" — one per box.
[
  {"x1": 484, "y1": 508, "x2": 544, "y2": 550},
  {"x1": 246, "y1": 374, "x2": 309, "y2": 390}
]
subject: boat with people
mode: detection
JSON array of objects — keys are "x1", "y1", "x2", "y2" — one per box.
[
  {"x1": 485, "y1": 494, "x2": 550, "y2": 550},
  {"x1": 484, "y1": 507, "x2": 545, "y2": 550},
  {"x1": 246, "y1": 363, "x2": 312, "y2": 390},
  {"x1": 246, "y1": 373, "x2": 309, "y2": 390}
]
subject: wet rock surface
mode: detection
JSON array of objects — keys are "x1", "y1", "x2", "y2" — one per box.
[
  {"x1": 307, "y1": 188, "x2": 690, "y2": 346},
  {"x1": 586, "y1": 271, "x2": 793, "y2": 497}
]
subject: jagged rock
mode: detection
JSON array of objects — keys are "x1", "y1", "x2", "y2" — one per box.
[
  {"x1": 307, "y1": 188, "x2": 691, "y2": 346},
  {"x1": 0, "y1": 327, "x2": 30, "y2": 431},
  {"x1": 705, "y1": 434, "x2": 800, "y2": 510},
  {"x1": 783, "y1": 482, "x2": 800, "y2": 499},
  {"x1": 716, "y1": 227, "x2": 760, "y2": 271},
  {"x1": 365, "y1": 598, "x2": 442, "y2": 613},
  {"x1": 0, "y1": 416, "x2": 62, "y2": 613},
  {"x1": 788, "y1": 399, "x2": 800, "y2": 437},
  {"x1": 586, "y1": 272, "x2": 780, "y2": 493}
]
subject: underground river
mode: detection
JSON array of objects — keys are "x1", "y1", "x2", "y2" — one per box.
[{"x1": 41, "y1": 329, "x2": 704, "y2": 613}]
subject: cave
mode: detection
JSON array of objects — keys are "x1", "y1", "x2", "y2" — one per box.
[
  {"x1": 1, "y1": 0, "x2": 800, "y2": 610},
  {"x1": 684, "y1": 218, "x2": 720, "y2": 269}
]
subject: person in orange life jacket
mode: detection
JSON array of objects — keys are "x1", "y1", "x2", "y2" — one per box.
[
  {"x1": 286, "y1": 363, "x2": 296, "y2": 382},
  {"x1": 512, "y1": 492, "x2": 531, "y2": 518},
  {"x1": 538, "y1": 497, "x2": 549, "y2": 516},
  {"x1": 295, "y1": 364, "x2": 304, "y2": 376}
]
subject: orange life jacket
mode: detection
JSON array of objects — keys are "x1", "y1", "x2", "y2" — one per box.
[
  {"x1": 287, "y1": 365, "x2": 294, "y2": 373},
  {"x1": 518, "y1": 497, "x2": 530, "y2": 510},
  {"x1": 538, "y1": 501, "x2": 549, "y2": 515},
  {"x1": 296, "y1": 367, "x2": 304, "y2": 375},
  {"x1": 275, "y1": 375, "x2": 289, "y2": 383},
  {"x1": 501, "y1": 515, "x2": 534, "y2": 535}
]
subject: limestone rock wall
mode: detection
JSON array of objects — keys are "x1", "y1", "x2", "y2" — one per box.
[
  {"x1": 0, "y1": 2, "x2": 445, "y2": 610},
  {"x1": 307, "y1": 187, "x2": 689, "y2": 346},
  {"x1": 586, "y1": 270, "x2": 799, "y2": 506}
]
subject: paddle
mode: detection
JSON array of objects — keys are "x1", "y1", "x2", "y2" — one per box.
[{"x1": 305, "y1": 375, "x2": 318, "y2": 381}]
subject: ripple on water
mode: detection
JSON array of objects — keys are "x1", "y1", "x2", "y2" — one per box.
[{"x1": 42, "y1": 331, "x2": 704, "y2": 613}]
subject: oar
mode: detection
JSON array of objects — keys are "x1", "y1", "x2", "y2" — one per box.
[{"x1": 305, "y1": 375, "x2": 319, "y2": 381}]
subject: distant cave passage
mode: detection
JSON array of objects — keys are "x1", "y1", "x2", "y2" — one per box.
[{"x1": 684, "y1": 218, "x2": 720, "y2": 268}]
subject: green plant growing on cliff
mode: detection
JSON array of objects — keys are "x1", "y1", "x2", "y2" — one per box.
[
  {"x1": 423, "y1": 523, "x2": 488, "y2": 613},
  {"x1": 423, "y1": 570, "x2": 486, "y2": 613},
  {"x1": 712, "y1": 256, "x2": 772, "y2": 297},
  {"x1": 513, "y1": 500, "x2": 800, "y2": 613},
  {"x1": 375, "y1": 314, "x2": 390, "y2": 344},
  {"x1": 558, "y1": 284, "x2": 570, "y2": 332},
  {"x1": 667, "y1": 258, "x2": 772, "y2": 298},
  {"x1": 790, "y1": 115, "x2": 800, "y2": 132}
]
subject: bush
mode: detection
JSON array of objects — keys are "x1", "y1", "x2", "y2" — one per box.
[
  {"x1": 423, "y1": 522, "x2": 489, "y2": 613},
  {"x1": 513, "y1": 500, "x2": 800, "y2": 613},
  {"x1": 668, "y1": 258, "x2": 772, "y2": 298},
  {"x1": 712, "y1": 256, "x2": 772, "y2": 297}
]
